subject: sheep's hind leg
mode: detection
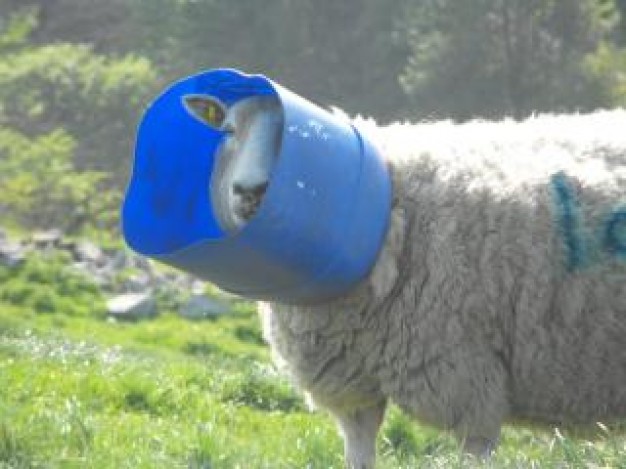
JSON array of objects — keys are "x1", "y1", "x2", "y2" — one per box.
[
  {"x1": 462, "y1": 435, "x2": 499, "y2": 458},
  {"x1": 400, "y1": 347, "x2": 506, "y2": 458},
  {"x1": 333, "y1": 401, "x2": 386, "y2": 469},
  {"x1": 447, "y1": 349, "x2": 507, "y2": 458}
]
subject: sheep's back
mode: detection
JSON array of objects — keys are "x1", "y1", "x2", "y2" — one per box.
[
  {"x1": 263, "y1": 110, "x2": 626, "y2": 424},
  {"x1": 370, "y1": 110, "x2": 626, "y2": 422}
]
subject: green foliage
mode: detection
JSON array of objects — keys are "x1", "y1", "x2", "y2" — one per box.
[
  {"x1": 129, "y1": 0, "x2": 410, "y2": 121},
  {"x1": 0, "y1": 7, "x2": 38, "y2": 50},
  {"x1": 399, "y1": 0, "x2": 626, "y2": 119},
  {"x1": 0, "y1": 5, "x2": 156, "y2": 234},
  {"x1": 234, "y1": 323, "x2": 264, "y2": 345},
  {"x1": 0, "y1": 251, "x2": 105, "y2": 316},
  {"x1": 583, "y1": 40, "x2": 626, "y2": 105},
  {"x1": 3, "y1": 1, "x2": 626, "y2": 236},
  {"x1": 0, "y1": 127, "x2": 117, "y2": 233},
  {"x1": 0, "y1": 39, "x2": 157, "y2": 180},
  {"x1": 152, "y1": 284, "x2": 187, "y2": 314}
]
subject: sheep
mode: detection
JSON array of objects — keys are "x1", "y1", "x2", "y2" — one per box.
[
  {"x1": 255, "y1": 110, "x2": 626, "y2": 468},
  {"x1": 182, "y1": 95, "x2": 626, "y2": 467},
  {"x1": 183, "y1": 94, "x2": 283, "y2": 233}
]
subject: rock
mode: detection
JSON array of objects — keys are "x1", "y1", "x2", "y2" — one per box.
[
  {"x1": 106, "y1": 293, "x2": 157, "y2": 320},
  {"x1": 108, "y1": 250, "x2": 129, "y2": 271},
  {"x1": 179, "y1": 294, "x2": 230, "y2": 320},
  {"x1": 123, "y1": 271, "x2": 151, "y2": 292},
  {"x1": 31, "y1": 229, "x2": 63, "y2": 249},
  {"x1": 58, "y1": 239, "x2": 77, "y2": 252},
  {"x1": 191, "y1": 280, "x2": 206, "y2": 295},
  {"x1": 84, "y1": 265, "x2": 116, "y2": 289},
  {"x1": 156, "y1": 270, "x2": 193, "y2": 291},
  {"x1": 132, "y1": 255, "x2": 152, "y2": 273},
  {"x1": 72, "y1": 241, "x2": 104, "y2": 265},
  {"x1": 0, "y1": 239, "x2": 25, "y2": 267}
]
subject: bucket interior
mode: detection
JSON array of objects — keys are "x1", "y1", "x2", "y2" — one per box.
[{"x1": 123, "y1": 70, "x2": 281, "y2": 256}]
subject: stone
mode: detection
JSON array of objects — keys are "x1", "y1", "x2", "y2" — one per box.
[
  {"x1": 72, "y1": 240, "x2": 104, "y2": 265},
  {"x1": 108, "y1": 250, "x2": 130, "y2": 271},
  {"x1": 0, "y1": 239, "x2": 25, "y2": 267},
  {"x1": 123, "y1": 271, "x2": 151, "y2": 292},
  {"x1": 106, "y1": 293, "x2": 157, "y2": 320},
  {"x1": 191, "y1": 280, "x2": 206, "y2": 295},
  {"x1": 179, "y1": 294, "x2": 230, "y2": 320},
  {"x1": 129, "y1": 253, "x2": 152, "y2": 273},
  {"x1": 58, "y1": 239, "x2": 77, "y2": 252},
  {"x1": 31, "y1": 229, "x2": 64, "y2": 249},
  {"x1": 86, "y1": 265, "x2": 115, "y2": 289}
]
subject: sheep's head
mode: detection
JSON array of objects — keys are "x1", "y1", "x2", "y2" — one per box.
[
  {"x1": 183, "y1": 94, "x2": 283, "y2": 233},
  {"x1": 124, "y1": 68, "x2": 391, "y2": 302}
]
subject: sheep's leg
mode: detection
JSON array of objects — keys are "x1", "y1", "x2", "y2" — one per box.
[
  {"x1": 445, "y1": 350, "x2": 507, "y2": 457},
  {"x1": 333, "y1": 401, "x2": 386, "y2": 469},
  {"x1": 453, "y1": 378, "x2": 505, "y2": 457},
  {"x1": 462, "y1": 435, "x2": 498, "y2": 458},
  {"x1": 401, "y1": 347, "x2": 506, "y2": 457}
]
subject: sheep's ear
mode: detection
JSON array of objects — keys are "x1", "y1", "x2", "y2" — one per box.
[{"x1": 182, "y1": 95, "x2": 227, "y2": 130}]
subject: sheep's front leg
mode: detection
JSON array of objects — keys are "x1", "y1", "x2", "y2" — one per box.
[{"x1": 333, "y1": 401, "x2": 386, "y2": 469}]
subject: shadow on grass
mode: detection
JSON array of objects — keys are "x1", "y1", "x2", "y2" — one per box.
[
  {"x1": 183, "y1": 341, "x2": 224, "y2": 357},
  {"x1": 233, "y1": 325, "x2": 264, "y2": 346},
  {"x1": 0, "y1": 422, "x2": 35, "y2": 468},
  {"x1": 220, "y1": 367, "x2": 305, "y2": 413}
]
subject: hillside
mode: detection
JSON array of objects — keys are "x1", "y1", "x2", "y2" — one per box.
[{"x1": 0, "y1": 238, "x2": 624, "y2": 468}]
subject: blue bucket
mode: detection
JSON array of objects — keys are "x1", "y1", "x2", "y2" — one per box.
[{"x1": 122, "y1": 68, "x2": 392, "y2": 303}]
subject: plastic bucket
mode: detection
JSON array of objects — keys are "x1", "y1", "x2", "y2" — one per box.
[{"x1": 122, "y1": 68, "x2": 392, "y2": 303}]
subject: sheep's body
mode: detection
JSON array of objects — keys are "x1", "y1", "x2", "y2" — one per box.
[{"x1": 260, "y1": 110, "x2": 626, "y2": 468}]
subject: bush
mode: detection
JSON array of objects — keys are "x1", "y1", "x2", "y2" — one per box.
[{"x1": 0, "y1": 251, "x2": 105, "y2": 316}]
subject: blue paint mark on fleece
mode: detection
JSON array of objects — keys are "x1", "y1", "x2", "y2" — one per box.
[
  {"x1": 550, "y1": 171, "x2": 587, "y2": 270},
  {"x1": 551, "y1": 171, "x2": 626, "y2": 270},
  {"x1": 604, "y1": 208, "x2": 626, "y2": 258}
]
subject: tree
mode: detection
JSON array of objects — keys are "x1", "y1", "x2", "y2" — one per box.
[
  {"x1": 0, "y1": 7, "x2": 155, "y2": 234},
  {"x1": 583, "y1": 41, "x2": 626, "y2": 106},
  {"x1": 0, "y1": 128, "x2": 118, "y2": 233},
  {"x1": 128, "y1": 0, "x2": 411, "y2": 121},
  {"x1": 399, "y1": 0, "x2": 624, "y2": 120},
  {"x1": 0, "y1": 6, "x2": 157, "y2": 183},
  {"x1": 0, "y1": 0, "x2": 131, "y2": 51}
]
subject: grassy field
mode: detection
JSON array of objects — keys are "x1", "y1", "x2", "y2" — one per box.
[{"x1": 0, "y1": 252, "x2": 624, "y2": 468}]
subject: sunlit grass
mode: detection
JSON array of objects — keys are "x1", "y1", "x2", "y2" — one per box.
[
  {"x1": 0, "y1": 257, "x2": 624, "y2": 468},
  {"x1": 0, "y1": 317, "x2": 339, "y2": 468}
]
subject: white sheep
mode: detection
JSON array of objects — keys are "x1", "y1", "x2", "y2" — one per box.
[
  {"x1": 186, "y1": 97, "x2": 626, "y2": 467},
  {"x1": 257, "y1": 110, "x2": 626, "y2": 468}
]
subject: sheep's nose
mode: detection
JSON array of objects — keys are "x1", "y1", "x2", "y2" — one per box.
[{"x1": 233, "y1": 181, "x2": 269, "y2": 197}]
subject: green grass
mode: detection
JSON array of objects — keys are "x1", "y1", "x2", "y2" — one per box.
[
  {"x1": 0, "y1": 253, "x2": 624, "y2": 467},
  {"x1": 0, "y1": 307, "x2": 344, "y2": 468}
]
